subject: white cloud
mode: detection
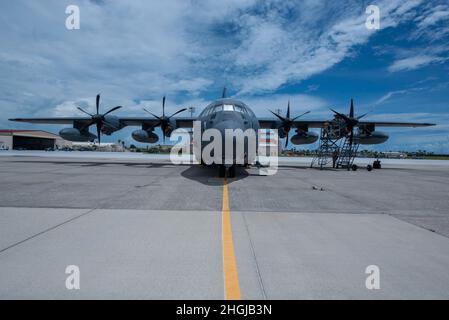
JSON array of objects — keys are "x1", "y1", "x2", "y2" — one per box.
[
  {"x1": 410, "y1": 2, "x2": 449, "y2": 40},
  {"x1": 387, "y1": 55, "x2": 446, "y2": 72},
  {"x1": 375, "y1": 87, "x2": 426, "y2": 105},
  {"x1": 237, "y1": 93, "x2": 329, "y2": 117},
  {"x1": 416, "y1": 4, "x2": 449, "y2": 29},
  {"x1": 1, "y1": 0, "x2": 447, "y2": 151},
  {"x1": 0, "y1": 0, "x2": 432, "y2": 117}
]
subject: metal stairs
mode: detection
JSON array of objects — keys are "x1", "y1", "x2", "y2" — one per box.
[
  {"x1": 310, "y1": 123, "x2": 342, "y2": 170},
  {"x1": 336, "y1": 136, "x2": 360, "y2": 170}
]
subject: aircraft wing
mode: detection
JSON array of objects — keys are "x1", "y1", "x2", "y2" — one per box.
[
  {"x1": 119, "y1": 117, "x2": 195, "y2": 128},
  {"x1": 9, "y1": 117, "x2": 92, "y2": 125},
  {"x1": 258, "y1": 119, "x2": 330, "y2": 129},
  {"x1": 357, "y1": 121, "x2": 435, "y2": 128},
  {"x1": 258, "y1": 119, "x2": 435, "y2": 129},
  {"x1": 10, "y1": 117, "x2": 196, "y2": 129}
]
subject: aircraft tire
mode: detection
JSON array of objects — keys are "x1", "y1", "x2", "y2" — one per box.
[
  {"x1": 218, "y1": 165, "x2": 226, "y2": 178},
  {"x1": 228, "y1": 165, "x2": 236, "y2": 178}
]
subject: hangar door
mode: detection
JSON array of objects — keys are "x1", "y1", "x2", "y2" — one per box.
[{"x1": 13, "y1": 136, "x2": 55, "y2": 150}]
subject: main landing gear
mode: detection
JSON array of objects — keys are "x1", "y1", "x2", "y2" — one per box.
[{"x1": 218, "y1": 165, "x2": 236, "y2": 178}]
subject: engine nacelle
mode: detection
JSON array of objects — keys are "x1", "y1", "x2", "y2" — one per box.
[
  {"x1": 278, "y1": 127, "x2": 287, "y2": 139},
  {"x1": 356, "y1": 131, "x2": 389, "y2": 145},
  {"x1": 132, "y1": 130, "x2": 159, "y2": 143},
  {"x1": 101, "y1": 115, "x2": 120, "y2": 135},
  {"x1": 163, "y1": 118, "x2": 177, "y2": 137},
  {"x1": 291, "y1": 131, "x2": 319, "y2": 145},
  {"x1": 59, "y1": 128, "x2": 96, "y2": 142}
]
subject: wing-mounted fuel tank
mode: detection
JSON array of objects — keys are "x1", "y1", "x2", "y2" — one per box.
[
  {"x1": 59, "y1": 128, "x2": 96, "y2": 142},
  {"x1": 355, "y1": 131, "x2": 389, "y2": 145},
  {"x1": 131, "y1": 129, "x2": 159, "y2": 143},
  {"x1": 290, "y1": 130, "x2": 319, "y2": 145},
  {"x1": 355, "y1": 124, "x2": 389, "y2": 145}
]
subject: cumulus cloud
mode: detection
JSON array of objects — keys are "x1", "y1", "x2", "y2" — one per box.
[
  {"x1": 0, "y1": 0, "x2": 428, "y2": 114},
  {"x1": 1, "y1": 0, "x2": 447, "y2": 150}
]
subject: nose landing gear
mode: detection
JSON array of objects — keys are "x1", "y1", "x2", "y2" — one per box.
[
  {"x1": 219, "y1": 165, "x2": 226, "y2": 178},
  {"x1": 218, "y1": 165, "x2": 236, "y2": 178}
]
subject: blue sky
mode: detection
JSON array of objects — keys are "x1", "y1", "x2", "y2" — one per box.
[{"x1": 1, "y1": 0, "x2": 448, "y2": 152}]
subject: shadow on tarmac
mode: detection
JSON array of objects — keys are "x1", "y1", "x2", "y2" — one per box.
[{"x1": 181, "y1": 164, "x2": 250, "y2": 186}]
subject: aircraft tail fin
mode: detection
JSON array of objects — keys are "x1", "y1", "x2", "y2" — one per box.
[{"x1": 222, "y1": 86, "x2": 227, "y2": 99}]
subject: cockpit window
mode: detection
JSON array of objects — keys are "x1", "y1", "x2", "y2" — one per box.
[
  {"x1": 223, "y1": 104, "x2": 234, "y2": 111},
  {"x1": 201, "y1": 102, "x2": 250, "y2": 116},
  {"x1": 213, "y1": 105, "x2": 223, "y2": 113},
  {"x1": 234, "y1": 105, "x2": 246, "y2": 114}
]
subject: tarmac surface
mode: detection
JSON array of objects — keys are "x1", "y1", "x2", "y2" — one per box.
[{"x1": 1, "y1": 151, "x2": 449, "y2": 299}]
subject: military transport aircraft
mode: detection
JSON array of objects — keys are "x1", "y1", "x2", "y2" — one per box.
[{"x1": 9, "y1": 89, "x2": 435, "y2": 177}]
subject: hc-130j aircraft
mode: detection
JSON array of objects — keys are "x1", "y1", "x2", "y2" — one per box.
[{"x1": 10, "y1": 89, "x2": 435, "y2": 177}]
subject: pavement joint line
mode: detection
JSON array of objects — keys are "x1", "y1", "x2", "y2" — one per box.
[
  {"x1": 222, "y1": 177, "x2": 241, "y2": 300},
  {"x1": 242, "y1": 212, "x2": 267, "y2": 300},
  {"x1": 0, "y1": 208, "x2": 97, "y2": 254}
]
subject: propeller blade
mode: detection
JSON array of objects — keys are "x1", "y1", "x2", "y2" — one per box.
[
  {"x1": 96, "y1": 122, "x2": 101, "y2": 145},
  {"x1": 77, "y1": 107, "x2": 93, "y2": 117},
  {"x1": 103, "y1": 106, "x2": 122, "y2": 116},
  {"x1": 96, "y1": 94, "x2": 100, "y2": 115},
  {"x1": 222, "y1": 86, "x2": 227, "y2": 99},
  {"x1": 168, "y1": 108, "x2": 187, "y2": 119},
  {"x1": 349, "y1": 128, "x2": 354, "y2": 146},
  {"x1": 286, "y1": 101, "x2": 290, "y2": 119},
  {"x1": 349, "y1": 99, "x2": 354, "y2": 118},
  {"x1": 143, "y1": 108, "x2": 163, "y2": 120},
  {"x1": 330, "y1": 108, "x2": 350, "y2": 121},
  {"x1": 292, "y1": 110, "x2": 311, "y2": 121},
  {"x1": 285, "y1": 132, "x2": 289, "y2": 148},
  {"x1": 269, "y1": 110, "x2": 286, "y2": 122},
  {"x1": 162, "y1": 96, "x2": 166, "y2": 117},
  {"x1": 357, "y1": 111, "x2": 370, "y2": 120}
]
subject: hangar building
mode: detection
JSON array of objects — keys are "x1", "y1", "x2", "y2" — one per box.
[{"x1": 0, "y1": 130, "x2": 72, "y2": 150}]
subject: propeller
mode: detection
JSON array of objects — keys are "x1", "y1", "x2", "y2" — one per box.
[
  {"x1": 269, "y1": 100, "x2": 311, "y2": 148},
  {"x1": 330, "y1": 98, "x2": 369, "y2": 145},
  {"x1": 77, "y1": 94, "x2": 122, "y2": 144},
  {"x1": 143, "y1": 96, "x2": 187, "y2": 143}
]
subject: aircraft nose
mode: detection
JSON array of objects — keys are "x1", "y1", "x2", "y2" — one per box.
[
  {"x1": 212, "y1": 119, "x2": 245, "y2": 136},
  {"x1": 210, "y1": 119, "x2": 248, "y2": 165}
]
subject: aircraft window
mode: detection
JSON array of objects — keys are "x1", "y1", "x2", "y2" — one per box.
[
  {"x1": 201, "y1": 107, "x2": 212, "y2": 117},
  {"x1": 234, "y1": 105, "x2": 246, "y2": 113},
  {"x1": 213, "y1": 105, "x2": 223, "y2": 113},
  {"x1": 223, "y1": 104, "x2": 234, "y2": 111}
]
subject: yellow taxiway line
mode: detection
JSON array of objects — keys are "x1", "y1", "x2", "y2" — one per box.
[{"x1": 222, "y1": 177, "x2": 241, "y2": 300}]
